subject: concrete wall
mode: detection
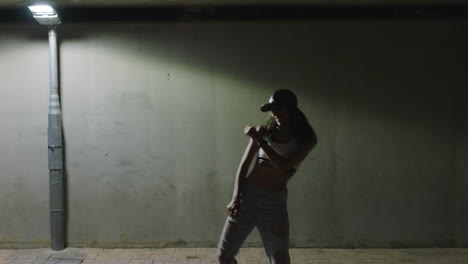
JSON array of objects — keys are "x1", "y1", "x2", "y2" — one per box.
[{"x1": 0, "y1": 20, "x2": 467, "y2": 248}]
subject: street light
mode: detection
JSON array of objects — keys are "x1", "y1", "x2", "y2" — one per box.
[
  {"x1": 28, "y1": 4, "x2": 61, "y2": 25},
  {"x1": 28, "y1": 3, "x2": 65, "y2": 251}
]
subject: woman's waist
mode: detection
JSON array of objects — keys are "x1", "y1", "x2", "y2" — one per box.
[
  {"x1": 243, "y1": 180, "x2": 287, "y2": 199},
  {"x1": 245, "y1": 166, "x2": 289, "y2": 192},
  {"x1": 254, "y1": 157, "x2": 297, "y2": 178}
]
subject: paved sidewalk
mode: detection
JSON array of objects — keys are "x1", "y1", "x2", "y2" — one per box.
[{"x1": 0, "y1": 247, "x2": 467, "y2": 264}]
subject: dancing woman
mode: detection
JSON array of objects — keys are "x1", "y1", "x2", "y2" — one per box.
[{"x1": 217, "y1": 89, "x2": 317, "y2": 264}]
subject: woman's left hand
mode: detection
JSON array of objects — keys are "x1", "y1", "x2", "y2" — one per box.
[{"x1": 243, "y1": 124, "x2": 257, "y2": 137}]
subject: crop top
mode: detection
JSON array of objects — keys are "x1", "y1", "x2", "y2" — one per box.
[{"x1": 257, "y1": 134, "x2": 301, "y2": 176}]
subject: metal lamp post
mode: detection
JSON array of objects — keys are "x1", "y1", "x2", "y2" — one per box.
[{"x1": 28, "y1": 4, "x2": 65, "y2": 251}]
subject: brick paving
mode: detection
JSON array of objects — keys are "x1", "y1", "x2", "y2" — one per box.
[{"x1": 0, "y1": 248, "x2": 467, "y2": 264}]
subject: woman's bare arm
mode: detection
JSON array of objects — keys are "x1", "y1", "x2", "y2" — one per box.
[
  {"x1": 227, "y1": 137, "x2": 259, "y2": 217},
  {"x1": 245, "y1": 125, "x2": 316, "y2": 170},
  {"x1": 232, "y1": 137, "x2": 259, "y2": 199}
]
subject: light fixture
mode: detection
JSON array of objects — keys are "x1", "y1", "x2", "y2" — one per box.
[{"x1": 28, "y1": 4, "x2": 61, "y2": 25}]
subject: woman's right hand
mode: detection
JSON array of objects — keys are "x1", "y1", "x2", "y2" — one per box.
[
  {"x1": 226, "y1": 197, "x2": 241, "y2": 218},
  {"x1": 244, "y1": 124, "x2": 266, "y2": 143}
]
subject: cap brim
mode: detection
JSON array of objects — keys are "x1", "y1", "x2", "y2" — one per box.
[{"x1": 260, "y1": 103, "x2": 279, "y2": 112}]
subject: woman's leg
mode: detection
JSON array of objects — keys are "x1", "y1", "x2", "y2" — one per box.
[
  {"x1": 257, "y1": 214, "x2": 290, "y2": 264},
  {"x1": 256, "y1": 189, "x2": 290, "y2": 264},
  {"x1": 217, "y1": 213, "x2": 256, "y2": 264}
]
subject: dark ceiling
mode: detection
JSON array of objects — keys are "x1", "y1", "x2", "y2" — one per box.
[{"x1": 1, "y1": 0, "x2": 468, "y2": 23}]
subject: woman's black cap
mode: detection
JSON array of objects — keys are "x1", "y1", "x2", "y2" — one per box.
[{"x1": 260, "y1": 89, "x2": 298, "y2": 112}]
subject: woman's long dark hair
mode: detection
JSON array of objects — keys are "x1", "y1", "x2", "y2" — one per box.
[{"x1": 265, "y1": 107, "x2": 317, "y2": 145}]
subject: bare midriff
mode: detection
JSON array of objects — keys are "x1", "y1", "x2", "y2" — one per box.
[{"x1": 246, "y1": 164, "x2": 289, "y2": 191}]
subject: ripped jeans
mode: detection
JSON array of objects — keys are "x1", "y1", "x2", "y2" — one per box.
[{"x1": 217, "y1": 180, "x2": 290, "y2": 264}]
